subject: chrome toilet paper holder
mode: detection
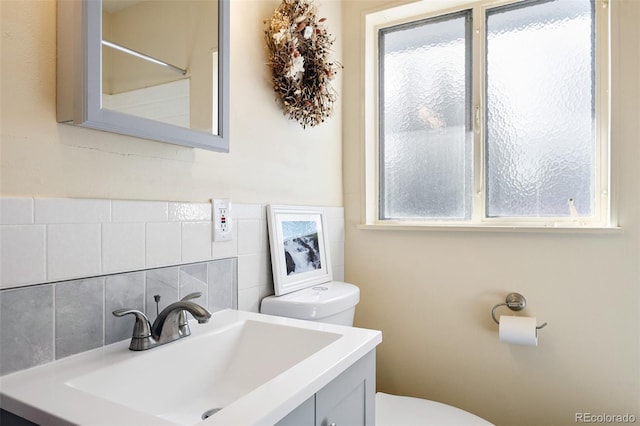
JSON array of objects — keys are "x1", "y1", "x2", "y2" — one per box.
[{"x1": 491, "y1": 292, "x2": 548, "y2": 330}]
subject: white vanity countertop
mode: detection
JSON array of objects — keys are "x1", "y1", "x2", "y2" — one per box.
[{"x1": 0, "y1": 309, "x2": 382, "y2": 426}]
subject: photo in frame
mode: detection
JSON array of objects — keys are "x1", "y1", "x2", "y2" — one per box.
[{"x1": 267, "y1": 205, "x2": 333, "y2": 295}]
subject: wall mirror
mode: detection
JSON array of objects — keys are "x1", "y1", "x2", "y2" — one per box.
[{"x1": 57, "y1": 0, "x2": 230, "y2": 152}]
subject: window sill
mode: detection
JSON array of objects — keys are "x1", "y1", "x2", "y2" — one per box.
[{"x1": 357, "y1": 223, "x2": 622, "y2": 234}]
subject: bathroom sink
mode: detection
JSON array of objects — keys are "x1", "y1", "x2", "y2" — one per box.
[
  {"x1": 0, "y1": 309, "x2": 381, "y2": 425},
  {"x1": 67, "y1": 319, "x2": 340, "y2": 424}
]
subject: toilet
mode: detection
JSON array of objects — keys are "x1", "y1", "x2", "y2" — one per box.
[
  {"x1": 376, "y1": 392, "x2": 492, "y2": 426},
  {"x1": 260, "y1": 281, "x2": 494, "y2": 426}
]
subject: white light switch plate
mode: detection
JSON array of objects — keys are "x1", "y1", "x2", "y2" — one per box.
[{"x1": 212, "y1": 199, "x2": 232, "y2": 242}]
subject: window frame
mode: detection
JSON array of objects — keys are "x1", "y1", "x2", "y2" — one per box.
[{"x1": 362, "y1": 0, "x2": 614, "y2": 231}]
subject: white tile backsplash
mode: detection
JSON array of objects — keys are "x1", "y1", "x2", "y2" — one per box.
[
  {"x1": 146, "y1": 222, "x2": 181, "y2": 267},
  {"x1": 169, "y1": 202, "x2": 211, "y2": 221},
  {"x1": 237, "y1": 220, "x2": 262, "y2": 255},
  {"x1": 232, "y1": 203, "x2": 263, "y2": 220},
  {"x1": 237, "y1": 253, "x2": 263, "y2": 290},
  {"x1": 330, "y1": 241, "x2": 344, "y2": 269},
  {"x1": 237, "y1": 286, "x2": 260, "y2": 312},
  {"x1": 0, "y1": 197, "x2": 33, "y2": 225},
  {"x1": 112, "y1": 200, "x2": 168, "y2": 223},
  {"x1": 326, "y1": 213, "x2": 345, "y2": 249},
  {"x1": 0, "y1": 225, "x2": 46, "y2": 287},
  {"x1": 259, "y1": 218, "x2": 270, "y2": 253},
  {"x1": 182, "y1": 222, "x2": 212, "y2": 262},
  {"x1": 212, "y1": 221, "x2": 238, "y2": 260},
  {"x1": 35, "y1": 198, "x2": 110, "y2": 224},
  {"x1": 333, "y1": 265, "x2": 345, "y2": 282},
  {"x1": 47, "y1": 224, "x2": 101, "y2": 281},
  {"x1": 0, "y1": 197, "x2": 344, "y2": 315},
  {"x1": 102, "y1": 223, "x2": 145, "y2": 273}
]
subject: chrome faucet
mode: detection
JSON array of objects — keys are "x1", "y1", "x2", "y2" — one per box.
[{"x1": 113, "y1": 292, "x2": 212, "y2": 351}]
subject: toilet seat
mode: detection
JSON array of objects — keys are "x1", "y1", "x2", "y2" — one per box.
[{"x1": 376, "y1": 392, "x2": 493, "y2": 426}]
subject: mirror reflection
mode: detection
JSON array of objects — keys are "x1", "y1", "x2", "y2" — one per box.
[{"x1": 101, "y1": 0, "x2": 219, "y2": 135}]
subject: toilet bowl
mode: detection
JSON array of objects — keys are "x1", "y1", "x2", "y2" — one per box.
[
  {"x1": 376, "y1": 392, "x2": 493, "y2": 426},
  {"x1": 260, "y1": 281, "x2": 493, "y2": 426}
]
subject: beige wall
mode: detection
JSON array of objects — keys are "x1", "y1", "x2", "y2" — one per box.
[
  {"x1": 0, "y1": 0, "x2": 343, "y2": 207},
  {"x1": 343, "y1": 1, "x2": 640, "y2": 425},
  {"x1": 2, "y1": 0, "x2": 639, "y2": 424}
]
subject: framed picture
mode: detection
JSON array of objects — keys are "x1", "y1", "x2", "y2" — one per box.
[{"x1": 267, "y1": 205, "x2": 333, "y2": 295}]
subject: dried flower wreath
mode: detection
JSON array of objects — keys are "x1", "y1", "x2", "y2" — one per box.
[{"x1": 265, "y1": 0, "x2": 340, "y2": 128}]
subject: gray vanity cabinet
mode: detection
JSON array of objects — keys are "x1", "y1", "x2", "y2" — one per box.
[{"x1": 276, "y1": 350, "x2": 376, "y2": 426}]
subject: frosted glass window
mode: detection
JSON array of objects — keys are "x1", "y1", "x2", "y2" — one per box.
[
  {"x1": 486, "y1": 0, "x2": 595, "y2": 218},
  {"x1": 368, "y1": 0, "x2": 608, "y2": 227},
  {"x1": 379, "y1": 12, "x2": 472, "y2": 220}
]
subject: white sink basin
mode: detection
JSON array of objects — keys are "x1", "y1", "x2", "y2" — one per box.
[
  {"x1": 68, "y1": 319, "x2": 340, "y2": 424},
  {"x1": 0, "y1": 309, "x2": 381, "y2": 426}
]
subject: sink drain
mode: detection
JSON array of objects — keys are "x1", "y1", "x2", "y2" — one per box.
[{"x1": 202, "y1": 408, "x2": 223, "y2": 420}]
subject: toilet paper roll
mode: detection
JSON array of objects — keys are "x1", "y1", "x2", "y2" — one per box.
[{"x1": 499, "y1": 315, "x2": 538, "y2": 346}]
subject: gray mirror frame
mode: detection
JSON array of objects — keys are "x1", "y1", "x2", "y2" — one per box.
[{"x1": 57, "y1": 0, "x2": 230, "y2": 152}]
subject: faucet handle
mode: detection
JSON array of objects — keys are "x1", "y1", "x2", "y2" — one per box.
[
  {"x1": 112, "y1": 309, "x2": 155, "y2": 351},
  {"x1": 178, "y1": 292, "x2": 204, "y2": 337}
]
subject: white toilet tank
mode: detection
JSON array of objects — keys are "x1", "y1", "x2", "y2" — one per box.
[{"x1": 260, "y1": 281, "x2": 360, "y2": 326}]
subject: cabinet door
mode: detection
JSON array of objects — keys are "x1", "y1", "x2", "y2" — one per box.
[
  {"x1": 316, "y1": 350, "x2": 376, "y2": 426},
  {"x1": 276, "y1": 396, "x2": 315, "y2": 426}
]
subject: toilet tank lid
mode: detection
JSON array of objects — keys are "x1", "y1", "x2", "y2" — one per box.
[{"x1": 260, "y1": 281, "x2": 360, "y2": 321}]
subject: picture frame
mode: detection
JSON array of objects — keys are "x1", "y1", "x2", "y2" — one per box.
[{"x1": 267, "y1": 205, "x2": 333, "y2": 296}]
